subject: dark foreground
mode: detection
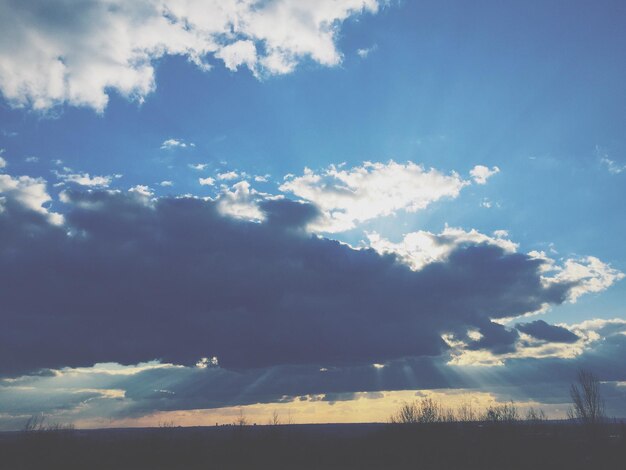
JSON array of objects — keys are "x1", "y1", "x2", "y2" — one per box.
[{"x1": 1, "y1": 422, "x2": 625, "y2": 469}]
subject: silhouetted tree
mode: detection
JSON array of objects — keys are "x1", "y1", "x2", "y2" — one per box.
[{"x1": 568, "y1": 369, "x2": 605, "y2": 426}]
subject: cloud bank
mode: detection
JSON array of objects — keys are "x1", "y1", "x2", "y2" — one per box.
[{"x1": 1, "y1": 177, "x2": 621, "y2": 378}]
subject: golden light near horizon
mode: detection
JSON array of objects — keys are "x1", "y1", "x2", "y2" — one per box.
[{"x1": 73, "y1": 389, "x2": 571, "y2": 430}]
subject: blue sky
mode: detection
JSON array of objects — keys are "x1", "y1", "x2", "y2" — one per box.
[{"x1": 0, "y1": 0, "x2": 625, "y2": 428}]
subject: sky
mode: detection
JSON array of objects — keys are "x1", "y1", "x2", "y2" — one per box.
[{"x1": 0, "y1": 0, "x2": 625, "y2": 430}]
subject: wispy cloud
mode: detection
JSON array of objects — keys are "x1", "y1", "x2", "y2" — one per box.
[
  {"x1": 188, "y1": 163, "x2": 208, "y2": 171},
  {"x1": 356, "y1": 44, "x2": 378, "y2": 58},
  {"x1": 54, "y1": 170, "x2": 120, "y2": 187},
  {"x1": 600, "y1": 157, "x2": 626, "y2": 174},
  {"x1": 160, "y1": 138, "x2": 195, "y2": 150}
]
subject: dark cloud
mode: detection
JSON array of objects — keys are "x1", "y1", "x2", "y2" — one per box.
[
  {"x1": 1, "y1": 332, "x2": 625, "y2": 425},
  {"x1": 515, "y1": 320, "x2": 579, "y2": 343},
  {"x1": 1, "y1": 190, "x2": 575, "y2": 377}
]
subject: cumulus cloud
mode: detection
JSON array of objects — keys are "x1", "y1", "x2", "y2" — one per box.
[
  {"x1": 368, "y1": 229, "x2": 623, "y2": 306},
  {"x1": 2, "y1": 185, "x2": 616, "y2": 379},
  {"x1": 280, "y1": 161, "x2": 471, "y2": 232},
  {"x1": 216, "y1": 180, "x2": 265, "y2": 221},
  {"x1": 535, "y1": 254, "x2": 625, "y2": 302},
  {"x1": 217, "y1": 171, "x2": 239, "y2": 181},
  {"x1": 470, "y1": 165, "x2": 500, "y2": 184},
  {"x1": 0, "y1": 0, "x2": 380, "y2": 111},
  {"x1": 0, "y1": 149, "x2": 6, "y2": 168},
  {"x1": 198, "y1": 177, "x2": 215, "y2": 186},
  {"x1": 129, "y1": 184, "x2": 154, "y2": 197},
  {"x1": 0, "y1": 173, "x2": 62, "y2": 224},
  {"x1": 159, "y1": 180, "x2": 173, "y2": 187}
]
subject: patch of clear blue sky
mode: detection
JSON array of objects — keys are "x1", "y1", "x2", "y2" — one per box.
[{"x1": 1, "y1": 0, "x2": 625, "y2": 323}]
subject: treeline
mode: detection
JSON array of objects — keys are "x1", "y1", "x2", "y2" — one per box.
[
  {"x1": 389, "y1": 398, "x2": 546, "y2": 425},
  {"x1": 389, "y1": 368, "x2": 610, "y2": 427}
]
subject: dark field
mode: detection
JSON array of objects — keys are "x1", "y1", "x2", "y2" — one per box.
[{"x1": 1, "y1": 422, "x2": 625, "y2": 469}]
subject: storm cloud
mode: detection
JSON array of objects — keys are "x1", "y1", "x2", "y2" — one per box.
[{"x1": 1, "y1": 188, "x2": 577, "y2": 376}]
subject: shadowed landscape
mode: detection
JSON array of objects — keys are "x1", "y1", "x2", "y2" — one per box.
[{"x1": 2, "y1": 420, "x2": 625, "y2": 469}]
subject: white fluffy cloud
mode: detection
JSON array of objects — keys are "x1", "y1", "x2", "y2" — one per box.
[
  {"x1": 470, "y1": 165, "x2": 500, "y2": 185},
  {"x1": 129, "y1": 184, "x2": 154, "y2": 198},
  {"x1": 217, "y1": 171, "x2": 239, "y2": 181},
  {"x1": 199, "y1": 177, "x2": 215, "y2": 186},
  {"x1": 0, "y1": 0, "x2": 380, "y2": 111},
  {"x1": 542, "y1": 255, "x2": 625, "y2": 302},
  {"x1": 0, "y1": 174, "x2": 62, "y2": 224},
  {"x1": 280, "y1": 161, "x2": 470, "y2": 232},
  {"x1": 0, "y1": 156, "x2": 5, "y2": 169},
  {"x1": 216, "y1": 180, "x2": 265, "y2": 221}
]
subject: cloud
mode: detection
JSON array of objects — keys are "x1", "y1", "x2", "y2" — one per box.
[
  {"x1": 54, "y1": 170, "x2": 118, "y2": 187},
  {"x1": 128, "y1": 184, "x2": 153, "y2": 197},
  {"x1": 535, "y1": 253, "x2": 625, "y2": 302},
  {"x1": 280, "y1": 161, "x2": 471, "y2": 232},
  {"x1": 356, "y1": 44, "x2": 377, "y2": 58},
  {"x1": 367, "y1": 226, "x2": 519, "y2": 271},
  {"x1": 160, "y1": 138, "x2": 194, "y2": 150},
  {"x1": 215, "y1": 40, "x2": 257, "y2": 72},
  {"x1": 470, "y1": 165, "x2": 500, "y2": 185},
  {"x1": 367, "y1": 228, "x2": 622, "y2": 308},
  {"x1": 0, "y1": 173, "x2": 62, "y2": 224},
  {"x1": 444, "y1": 318, "x2": 626, "y2": 367},
  {"x1": 2, "y1": 325, "x2": 625, "y2": 427},
  {"x1": 25, "y1": 156, "x2": 39, "y2": 163},
  {"x1": 0, "y1": 156, "x2": 5, "y2": 169},
  {"x1": 600, "y1": 157, "x2": 626, "y2": 175},
  {"x1": 515, "y1": 320, "x2": 579, "y2": 343},
  {"x1": 596, "y1": 146, "x2": 626, "y2": 174},
  {"x1": 199, "y1": 177, "x2": 215, "y2": 186},
  {"x1": 189, "y1": 163, "x2": 208, "y2": 171},
  {"x1": 0, "y1": 0, "x2": 381, "y2": 111},
  {"x1": 216, "y1": 180, "x2": 265, "y2": 220},
  {"x1": 2, "y1": 185, "x2": 615, "y2": 379},
  {"x1": 217, "y1": 171, "x2": 239, "y2": 181},
  {"x1": 160, "y1": 181, "x2": 173, "y2": 187}
]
